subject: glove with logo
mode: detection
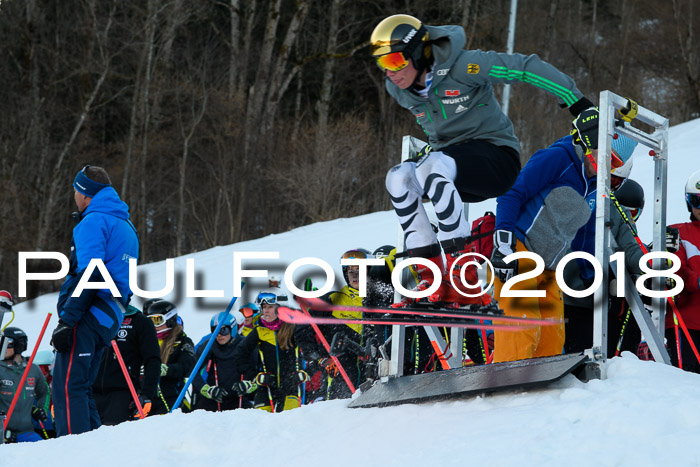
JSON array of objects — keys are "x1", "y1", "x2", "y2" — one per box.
[
  {"x1": 232, "y1": 380, "x2": 258, "y2": 396},
  {"x1": 571, "y1": 107, "x2": 599, "y2": 152},
  {"x1": 129, "y1": 394, "x2": 152, "y2": 418},
  {"x1": 50, "y1": 320, "x2": 74, "y2": 354},
  {"x1": 490, "y1": 230, "x2": 518, "y2": 283},
  {"x1": 201, "y1": 384, "x2": 228, "y2": 403},
  {"x1": 665, "y1": 227, "x2": 680, "y2": 253}
]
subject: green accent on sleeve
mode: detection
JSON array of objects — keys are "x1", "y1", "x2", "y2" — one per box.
[{"x1": 488, "y1": 65, "x2": 578, "y2": 106}]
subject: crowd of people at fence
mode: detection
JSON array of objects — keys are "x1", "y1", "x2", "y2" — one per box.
[{"x1": 3, "y1": 12, "x2": 700, "y2": 445}]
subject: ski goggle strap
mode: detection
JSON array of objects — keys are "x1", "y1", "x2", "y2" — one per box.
[
  {"x1": 376, "y1": 51, "x2": 409, "y2": 71},
  {"x1": 687, "y1": 193, "x2": 700, "y2": 209},
  {"x1": 149, "y1": 308, "x2": 177, "y2": 327},
  {"x1": 256, "y1": 292, "x2": 277, "y2": 305}
]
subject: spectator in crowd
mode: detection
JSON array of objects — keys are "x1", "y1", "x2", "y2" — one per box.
[
  {"x1": 665, "y1": 169, "x2": 700, "y2": 374},
  {"x1": 192, "y1": 312, "x2": 252, "y2": 411},
  {"x1": 239, "y1": 303, "x2": 260, "y2": 337},
  {"x1": 232, "y1": 289, "x2": 306, "y2": 412},
  {"x1": 93, "y1": 303, "x2": 161, "y2": 425},
  {"x1": 144, "y1": 300, "x2": 195, "y2": 414},
  {"x1": 297, "y1": 249, "x2": 375, "y2": 399},
  {"x1": 0, "y1": 325, "x2": 50, "y2": 443},
  {"x1": 50, "y1": 165, "x2": 139, "y2": 436}
]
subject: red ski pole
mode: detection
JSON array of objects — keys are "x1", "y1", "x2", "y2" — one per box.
[
  {"x1": 298, "y1": 301, "x2": 356, "y2": 394},
  {"x1": 111, "y1": 340, "x2": 145, "y2": 419},
  {"x1": 4, "y1": 311, "x2": 53, "y2": 430},
  {"x1": 238, "y1": 375, "x2": 244, "y2": 409},
  {"x1": 213, "y1": 362, "x2": 221, "y2": 412}
]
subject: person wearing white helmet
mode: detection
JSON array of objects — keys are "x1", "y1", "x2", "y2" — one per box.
[{"x1": 665, "y1": 169, "x2": 700, "y2": 373}]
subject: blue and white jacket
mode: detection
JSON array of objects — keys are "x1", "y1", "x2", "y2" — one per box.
[
  {"x1": 58, "y1": 187, "x2": 139, "y2": 333},
  {"x1": 495, "y1": 136, "x2": 596, "y2": 270}
]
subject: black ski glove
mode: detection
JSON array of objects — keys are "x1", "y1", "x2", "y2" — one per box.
[
  {"x1": 491, "y1": 230, "x2": 518, "y2": 283},
  {"x1": 31, "y1": 407, "x2": 48, "y2": 422},
  {"x1": 232, "y1": 380, "x2": 258, "y2": 396},
  {"x1": 51, "y1": 320, "x2": 74, "y2": 353},
  {"x1": 665, "y1": 227, "x2": 680, "y2": 253},
  {"x1": 201, "y1": 385, "x2": 228, "y2": 403},
  {"x1": 572, "y1": 107, "x2": 599, "y2": 152},
  {"x1": 4, "y1": 429, "x2": 16, "y2": 444}
]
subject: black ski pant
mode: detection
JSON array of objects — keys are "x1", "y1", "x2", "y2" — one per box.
[
  {"x1": 564, "y1": 297, "x2": 641, "y2": 356},
  {"x1": 94, "y1": 390, "x2": 133, "y2": 425},
  {"x1": 666, "y1": 327, "x2": 700, "y2": 374}
]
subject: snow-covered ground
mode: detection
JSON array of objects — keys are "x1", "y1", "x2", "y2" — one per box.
[
  {"x1": 4, "y1": 355, "x2": 700, "y2": 466},
  {"x1": 5, "y1": 118, "x2": 700, "y2": 465}
]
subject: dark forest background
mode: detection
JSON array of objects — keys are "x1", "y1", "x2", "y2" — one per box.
[{"x1": 1, "y1": 0, "x2": 698, "y2": 300}]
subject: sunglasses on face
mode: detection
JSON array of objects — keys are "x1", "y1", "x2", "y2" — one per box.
[
  {"x1": 376, "y1": 52, "x2": 409, "y2": 72},
  {"x1": 4, "y1": 338, "x2": 14, "y2": 348}
]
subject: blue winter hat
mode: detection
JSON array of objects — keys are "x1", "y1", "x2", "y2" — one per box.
[
  {"x1": 611, "y1": 132, "x2": 638, "y2": 166},
  {"x1": 73, "y1": 165, "x2": 110, "y2": 197}
]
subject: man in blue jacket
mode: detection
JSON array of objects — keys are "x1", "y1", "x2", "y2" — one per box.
[
  {"x1": 490, "y1": 128, "x2": 637, "y2": 362},
  {"x1": 51, "y1": 165, "x2": 139, "y2": 436}
]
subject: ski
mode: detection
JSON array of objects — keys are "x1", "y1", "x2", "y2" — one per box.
[
  {"x1": 294, "y1": 296, "x2": 562, "y2": 327},
  {"x1": 278, "y1": 306, "x2": 558, "y2": 331},
  {"x1": 278, "y1": 306, "x2": 524, "y2": 330}
]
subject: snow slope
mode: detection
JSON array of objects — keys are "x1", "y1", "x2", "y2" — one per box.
[
  {"x1": 4, "y1": 118, "x2": 700, "y2": 465},
  {"x1": 3, "y1": 356, "x2": 700, "y2": 466}
]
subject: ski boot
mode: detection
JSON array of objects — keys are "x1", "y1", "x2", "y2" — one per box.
[
  {"x1": 428, "y1": 237, "x2": 488, "y2": 310},
  {"x1": 391, "y1": 243, "x2": 445, "y2": 308}
]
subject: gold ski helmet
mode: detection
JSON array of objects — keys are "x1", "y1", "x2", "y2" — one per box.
[{"x1": 370, "y1": 14, "x2": 431, "y2": 72}]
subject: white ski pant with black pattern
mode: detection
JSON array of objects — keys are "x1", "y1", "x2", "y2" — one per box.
[{"x1": 385, "y1": 149, "x2": 470, "y2": 250}]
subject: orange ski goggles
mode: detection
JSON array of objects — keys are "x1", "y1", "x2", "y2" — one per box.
[{"x1": 376, "y1": 52, "x2": 409, "y2": 72}]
